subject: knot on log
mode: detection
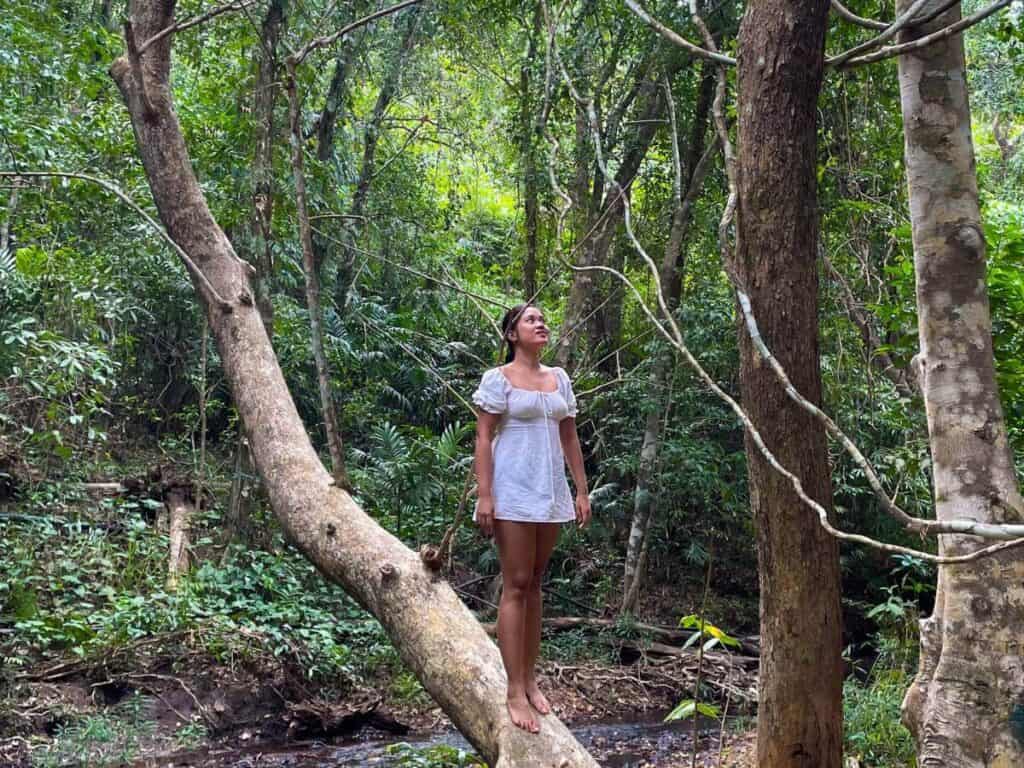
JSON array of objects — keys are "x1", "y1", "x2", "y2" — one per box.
[
  {"x1": 379, "y1": 563, "x2": 398, "y2": 585},
  {"x1": 325, "y1": 522, "x2": 336, "y2": 538},
  {"x1": 419, "y1": 544, "x2": 443, "y2": 572},
  {"x1": 950, "y1": 223, "x2": 985, "y2": 262}
]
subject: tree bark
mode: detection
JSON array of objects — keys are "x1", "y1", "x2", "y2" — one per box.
[
  {"x1": 622, "y1": 67, "x2": 715, "y2": 615},
  {"x1": 331, "y1": 7, "x2": 421, "y2": 313},
  {"x1": 110, "y1": 3, "x2": 598, "y2": 764},
  {"x1": 287, "y1": 60, "x2": 351, "y2": 491},
  {"x1": 228, "y1": 0, "x2": 286, "y2": 543},
  {"x1": 895, "y1": 4, "x2": 1024, "y2": 765},
  {"x1": 734, "y1": 1, "x2": 844, "y2": 766},
  {"x1": 519, "y1": 3, "x2": 542, "y2": 301},
  {"x1": 250, "y1": 0, "x2": 285, "y2": 333},
  {"x1": 554, "y1": 70, "x2": 672, "y2": 369},
  {"x1": 166, "y1": 487, "x2": 192, "y2": 589}
]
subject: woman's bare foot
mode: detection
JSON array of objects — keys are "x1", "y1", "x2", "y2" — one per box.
[
  {"x1": 525, "y1": 680, "x2": 551, "y2": 715},
  {"x1": 507, "y1": 695, "x2": 539, "y2": 733}
]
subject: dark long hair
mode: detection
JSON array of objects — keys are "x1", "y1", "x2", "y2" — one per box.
[{"x1": 500, "y1": 304, "x2": 531, "y2": 363}]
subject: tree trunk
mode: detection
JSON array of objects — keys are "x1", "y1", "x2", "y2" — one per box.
[
  {"x1": 229, "y1": 0, "x2": 285, "y2": 543},
  {"x1": 166, "y1": 487, "x2": 192, "y2": 589},
  {"x1": 734, "y1": 1, "x2": 844, "y2": 766},
  {"x1": 622, "y1": 68, "x2": 715, "y2": 615},
  {"x1": 554, "y1": 73, "x2": 671, "y2": 369},
  {"x1": 519, "y1": 2, "x2": 542, "y2": 300},
  {"x1": 331, "y1": 8, "x2": 421, "y2": 312},
  {"x1": 110, "y1": 4, "x2": 598, "y2": 764},
  {"x1": 287, "y1": 61, "x2": 351, "y2": 491},
  {"x1": 895, "y1": 4, "x2": 1024, "y2": 766}
]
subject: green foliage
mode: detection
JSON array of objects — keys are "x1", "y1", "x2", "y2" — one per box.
[
  {"x1": 844, "y1": 667, "x2": 916, "y2": 767},
  {"x1": 1, "y1": 495, "x2": 387, "y2": 683},
  {"x1": 678, "y1": 614, "x2": 741, "y2": 652},
  {"x1": 31, "y1": 694, "x2": 152, "y2": 768},
  {"x1": 664, "y1": 698, "x2": 721, "y2": 723}
]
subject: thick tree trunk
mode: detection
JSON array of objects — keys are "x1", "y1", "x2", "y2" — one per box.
[
  {"x1": 110, "y1": 4, "x2": 597, "y2": 765},
  {"x1": 622, "y1": 69, "x2": 715, "y2": 615},
  {"x1": 896, "y1": 4, "x2": 1024, "y2": 766},
  {"x1": 734, "y1": 1, "x2": 844, "y2": 766}
]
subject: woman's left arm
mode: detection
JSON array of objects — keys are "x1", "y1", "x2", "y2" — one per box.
[{"x1": 559, "y1": 417, "x2": 591, "y2": 528}]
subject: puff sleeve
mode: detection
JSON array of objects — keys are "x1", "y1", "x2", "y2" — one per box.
[
  {"x1": 472, "y1": 368, "x2": 508, "y2": 415},
  {"x1": 557, "y1": 367, "x2": 578, "y2": 418}
]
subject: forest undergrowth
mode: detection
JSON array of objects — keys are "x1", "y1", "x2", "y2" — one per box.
[{"x1": 0, "y1": 439, "x2": 763, "y2": 767}]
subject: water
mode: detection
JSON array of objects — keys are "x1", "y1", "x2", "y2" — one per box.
[{"x1": 140, "y1": 715, "x2": 723, "y2": 767}]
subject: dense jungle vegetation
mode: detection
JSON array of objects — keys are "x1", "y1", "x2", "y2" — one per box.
[{"x1": 1, "y1": 0, "x2": 1022, "y2": 766}]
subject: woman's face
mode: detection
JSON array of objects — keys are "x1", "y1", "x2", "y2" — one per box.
[{"x1": 510, "y1": 306, "x2": 549, "y2": 351}]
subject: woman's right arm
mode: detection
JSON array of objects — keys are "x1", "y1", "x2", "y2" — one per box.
[{"x1": 474, "y1": 410, "x2": 501, "y2": 537}]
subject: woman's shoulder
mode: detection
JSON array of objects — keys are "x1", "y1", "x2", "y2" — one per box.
[
  {"x1": 545, "y1": 365, "x2": 571, "y2": 383},
  {"x1": 479, "y1": 367, "x2": 511, "y2": 390}
]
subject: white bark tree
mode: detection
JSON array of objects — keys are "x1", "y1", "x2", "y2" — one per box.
[{"x1": 896, "y1": 3, "x2": 1024, "y2": 765}]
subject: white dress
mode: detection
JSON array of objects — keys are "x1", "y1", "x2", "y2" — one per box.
[{"x1": 473, "y1": 366, "x2": 578, "y2": 523}]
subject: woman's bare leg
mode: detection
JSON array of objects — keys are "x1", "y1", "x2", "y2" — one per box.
[
  {"x1": 494, "y1": 520, "x2": 539, "y2": 733},
  {"x1": 525, "y1": 523, "x2": 560, "y2": 714}
]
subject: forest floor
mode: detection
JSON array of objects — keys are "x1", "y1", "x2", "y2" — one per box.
[
  {"x1": 0, "y1": 446, "x2": 759, "y2": 767},
  {"x1": 1, "y1": 639, "x2": 757, "y2": 767}
]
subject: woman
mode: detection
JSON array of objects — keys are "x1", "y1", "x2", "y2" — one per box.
[{"x1": 473, "y1": 303, "x2": 591, "y2": 734}]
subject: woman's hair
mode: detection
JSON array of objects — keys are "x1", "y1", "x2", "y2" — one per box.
[{"x1": 500, "y1": 304, "x2": 531, "y2": 363}]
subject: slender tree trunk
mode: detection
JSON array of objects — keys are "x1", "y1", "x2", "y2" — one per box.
[
  {"x1": 250, "y1": 0, "x2": 285, "y2": 333},
  {"x1": 734, "y1": 1, "x2": 843, "y2": 766},
  {"x1": 287, "y1": 60, "x2": 350, "y2": 490},
  {"x1": 332, "y1": 8, "x2": 421, "y2": 312},
  {"x1": 228, "y1": 0, "x2": 286, "y2": 541},
  {"x1": 316, "y1": 12, "x2": 365, "y2": 163},
  {"x1": 1, "y1": 182, "x2": 17, "y2": 253},
  {"x1": 896, "y1": 4, "x2": 1024, "y2": 765},
  {"x1": 111, "y1": 4, "x2": 598, "y2": 764},
  {"x1": 166, "y1": 488, "x2": 192, "y2": 588},
  {"x1": 555, "y1": 74, "x2": 670, "y2": 369},
  {"x1": 520, "y1": 2, "x2": 542, "y2": 300},
  {"x1": 622, "y1": 69, "x2": 715, "y2": 614}
]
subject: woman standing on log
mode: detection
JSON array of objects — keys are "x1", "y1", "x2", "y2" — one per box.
[{"x1": 473, "y1": 304, "x2": 591, "y2": 733}]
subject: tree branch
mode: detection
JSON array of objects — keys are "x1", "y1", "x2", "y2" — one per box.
[
  {"x1": 290, "y1": 0, "x2": 423, "y2": 67},
  {"x1": 827, "y1": 0, "x2": 933, "y2": 68},
  {"x1": 622, "y1": 0, "x2": 736, "y2": 66},
  {"x1": 0, "y1": 170, "x2": 231, "y2": 311},
  {"x1": 839, "y1": 0, "x2": 1014, "y2": 68},
  {"x1": 830, "y1": 0, "x2": 889, "y2": 30},
  {"x1": 138, "y1": 0, "x2": 257, "y2": 54}
]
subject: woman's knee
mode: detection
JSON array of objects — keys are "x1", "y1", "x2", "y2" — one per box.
[{"x1": 503, "y1": 571, "x2": 533, "y2": 600}]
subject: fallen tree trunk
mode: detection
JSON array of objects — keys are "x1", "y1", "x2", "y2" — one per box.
[{"x1": 109, "y1": 3, "x2": 597, "y2": 766}]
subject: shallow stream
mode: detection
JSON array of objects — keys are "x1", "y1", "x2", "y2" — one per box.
[{"x1": 136, "y1": 715, "x2": 725, "y2": 767}]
